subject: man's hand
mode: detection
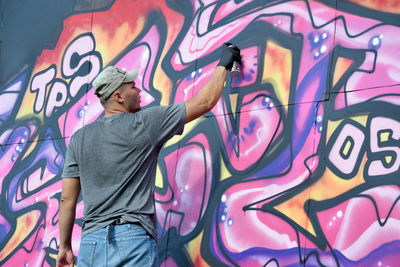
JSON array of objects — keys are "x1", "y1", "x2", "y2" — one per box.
[
  {"x1": 217, "y1": 43, "x2": 242, "y2": 70},
  {"x1": 56, "y1": 246, "x2": 75, "y2": 267}
]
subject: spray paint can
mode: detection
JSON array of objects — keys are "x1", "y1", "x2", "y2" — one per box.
[
  {"x1": 227, "y1": 44, "x2": 241, "y2": 77},
  {"x1": 229, "y1": 61, "x2": 241, "y2": 77}
]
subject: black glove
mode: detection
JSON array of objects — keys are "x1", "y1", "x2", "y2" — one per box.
[{"x1": 217, "y1": 43, "x2": 242, "y2": 70}]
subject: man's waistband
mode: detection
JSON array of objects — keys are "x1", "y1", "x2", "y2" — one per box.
[{"x1": 110, "y1": 217, "x2": 141, "y2": 226}]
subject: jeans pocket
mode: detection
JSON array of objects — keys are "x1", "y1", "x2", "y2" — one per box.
[
  {"x1": 115, "y1": 235, "x2": 157, "y2": 267},
  {"x1": 77, "y1": 240, "x2": 96, "y2": 267}
]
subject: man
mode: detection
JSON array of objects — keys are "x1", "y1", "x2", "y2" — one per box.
[{"x1": 56, "y1": 43, "x2": 241, "y2": 267}]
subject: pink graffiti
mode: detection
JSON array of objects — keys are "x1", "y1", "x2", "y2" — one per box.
[
  {"x1": 317, "y1": 185, "x2": 400, "y2": 261},
  {"x1": 156, "y1": 133, "x2": 212, "y2": 237},
  {"x1": 214, "y1": 129, "x2": 321, "y2": 251}
]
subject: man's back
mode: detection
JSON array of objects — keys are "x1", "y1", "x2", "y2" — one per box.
[{"x1": 62, "y1": 103, "x2": 186, "y2": 240}]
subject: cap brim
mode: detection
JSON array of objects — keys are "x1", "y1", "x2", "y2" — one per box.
[{"x1": 123, "y1": 69, "x2": 139, "y2": 83}]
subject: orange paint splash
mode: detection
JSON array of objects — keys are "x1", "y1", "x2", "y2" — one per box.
[
  {"x1": 348, "y1": 0, "x2": 400, "y2": 14},
  {"x1": 262, "y1": 41, "x2": 292, "y2": 109},
  {"x1": 332, "y1": 57, "x2": 353, "y2": 89},
  {"x1": 0, "y1": 210, "x2": 41, "y2": 261}
]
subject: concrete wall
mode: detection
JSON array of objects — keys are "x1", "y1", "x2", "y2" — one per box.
[{"x1": 1, "y1": 0, "x2": 399, "y2": 266}]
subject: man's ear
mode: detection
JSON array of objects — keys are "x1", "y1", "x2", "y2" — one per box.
[{"x1": 113, "y1": 90, "x2": 123, "y2": 103}]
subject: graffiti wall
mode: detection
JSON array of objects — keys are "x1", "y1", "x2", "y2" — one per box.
[{"x1": 1, "y1": 0, "x2": 399, "y2": 266}]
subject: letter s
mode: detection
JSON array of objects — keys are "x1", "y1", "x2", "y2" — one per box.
[
  {"x1": 61, "y1": 33, "x2": 102, "y2": 98},
  {"x1": 366, "y1": 116, "x2": 400, "y2": 177}
]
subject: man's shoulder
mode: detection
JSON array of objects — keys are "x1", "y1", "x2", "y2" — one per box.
[
  {"x1": 141, "y1": 102, "x2": 185, "y2": 115},
  {"x1": 71, "y1": 121, "x2": 98, "y2": 139}
]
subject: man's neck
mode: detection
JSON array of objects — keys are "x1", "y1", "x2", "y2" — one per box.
[
  {"x1": 104, "y1": 110, "x2": 122, "y2": 118},
  {"x1": 104, "y1": 105, "x2": 127, "y2": 117}
]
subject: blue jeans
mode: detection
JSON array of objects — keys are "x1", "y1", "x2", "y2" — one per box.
[{"x1": 77, "y1": 223, "x2": 158, "y2": 267}]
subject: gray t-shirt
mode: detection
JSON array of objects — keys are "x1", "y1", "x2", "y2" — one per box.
[{"x1": 62, "y1": 102, "x2": 186, "y2": 240}]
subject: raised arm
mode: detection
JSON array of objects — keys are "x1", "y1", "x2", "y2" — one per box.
[{"x1": 185, "y1": 43, "x2": 241, "y2": 123}]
